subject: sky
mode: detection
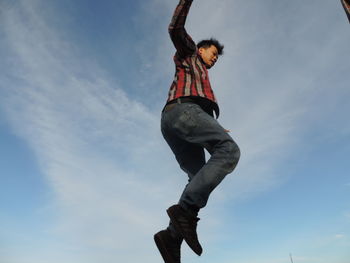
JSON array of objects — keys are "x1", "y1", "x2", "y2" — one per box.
[{"x1": 0, "y1": 0, "x2": 349, "y2": 262}]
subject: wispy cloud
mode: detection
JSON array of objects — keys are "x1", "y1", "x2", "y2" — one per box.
[
  {"x1": 1, "y1": 1, "x2": 178, "y2": 262},
  {"x1": 1, "y1": 0, "x2": 350, "y2": 262},
  {"x1": 189, "y1": 0, "x2": 350, "y2": 202},
  {"x1": 345, "y1": 212, "x2": 350, "y2": 219}
]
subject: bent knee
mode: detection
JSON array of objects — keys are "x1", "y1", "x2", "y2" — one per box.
[{"x1": 224, "y1": 141, "x2": 240, "y2": 171}]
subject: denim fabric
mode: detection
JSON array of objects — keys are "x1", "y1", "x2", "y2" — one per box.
[{"x1": 161, "y1": 102, "x2": 240, "y2": 212}]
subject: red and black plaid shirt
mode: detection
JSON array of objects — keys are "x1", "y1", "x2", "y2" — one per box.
[{"x1": 166, "y1": 0, "x2": 220, "y2": 118}]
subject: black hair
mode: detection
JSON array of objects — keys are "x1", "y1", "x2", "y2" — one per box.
[{"x1": 197, "y1": 38, "x2": 224, "y2": 55}]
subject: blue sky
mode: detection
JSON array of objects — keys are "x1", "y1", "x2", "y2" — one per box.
[{"x1": 0, "y1": 0, "x2": 349, "y2": 262}]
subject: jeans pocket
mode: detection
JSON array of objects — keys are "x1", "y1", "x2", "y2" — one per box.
[{"x1": 172, "y1": 106, "x2": 197, "y2": 137}]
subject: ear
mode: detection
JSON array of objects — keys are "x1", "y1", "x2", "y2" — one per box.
[{"x1": 198, "y1": 47, "x2": 205, "y2": 55}]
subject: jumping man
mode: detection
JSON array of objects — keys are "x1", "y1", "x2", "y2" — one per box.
[{"x1": 154, "y1": 0, "x2": 240, "y2": 262}]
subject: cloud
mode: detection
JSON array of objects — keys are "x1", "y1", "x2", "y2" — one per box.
[
  {"x1": 1, "y1": 1, "x2": 180, "y2": 262},
  {"x1": 334, "y1": 234, "x2": 345, "y2": 239},
  {"x1": 187, "y1": 0, "x2": 350, "y2": 201},
  {"x1": 1, "y1": 0, "x2": 350, "y2": 262},
  {"x1": 345, "y1": 212, "x2": 350, "y2": 219}
]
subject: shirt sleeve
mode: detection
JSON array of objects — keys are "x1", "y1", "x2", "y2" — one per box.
[
  {"x1": 341, "y1": 0, "x2": 350, "y2": 23},
  {"x1": 168, "y1": 0, "x2": 197, "y2": 57}
]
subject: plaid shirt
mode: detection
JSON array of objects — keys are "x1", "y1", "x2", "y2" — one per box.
[
  {"x1": 341, "y1": 0, "x2": 350, "y2": 23},
  {"x1": 166, "y1": 0, "x2": 220, "y2": 118}
]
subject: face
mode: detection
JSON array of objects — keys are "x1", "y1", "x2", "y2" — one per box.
[{"x1": 198, "y1": 45, "x2": 219, "y2": 69}]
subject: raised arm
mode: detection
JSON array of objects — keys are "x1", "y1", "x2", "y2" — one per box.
[{"x1": 168, "y1": 0, "x2": 197, "y2": 57}]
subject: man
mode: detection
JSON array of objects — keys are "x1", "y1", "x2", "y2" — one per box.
[{"x1": 154, "y1": 0, "x2": 240, "y2": 262}]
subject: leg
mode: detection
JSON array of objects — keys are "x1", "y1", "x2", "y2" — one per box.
[
  {"x1": 155, "y1": 106, "x2": 208, "y2": 260},
  {"x1": 161, "y1": 130, "x2": 206, "y2": 238},
  {"x1": 162, "y1": 102, "x2": 240, "y2": 212},
  {"x1": 160, "y1": 102, "x2": 240, "y2": 255}
]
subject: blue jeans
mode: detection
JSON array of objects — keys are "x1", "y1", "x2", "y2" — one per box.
[{"x1": 161, "y1": 102, "x2": 240, "y2": 214}]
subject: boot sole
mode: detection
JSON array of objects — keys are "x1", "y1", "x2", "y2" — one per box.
[
  {"x1": 167, "y1": 207, "x2": 202, "y2": 256},
  {"x1": 154, "y1": 232, "x2": 178, "y2": 263}
]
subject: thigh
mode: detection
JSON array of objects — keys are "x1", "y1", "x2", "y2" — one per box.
[
  {"x1": 161, "y1": 105, "x2": 207, "y2": 178},
  {"x1": 163, "y1": 103, "x2": 234, "y2": 154},
  {"x1": 162, "y1": 128, "x2": 206, "y2": 179}
]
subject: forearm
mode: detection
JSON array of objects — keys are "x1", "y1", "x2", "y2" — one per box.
[
  {"x1": 168, "y1": 0, "x2": 196, "y2": 56},
  {"x1": 168, "y1": 0, "x2": 193, "y2": 33}
]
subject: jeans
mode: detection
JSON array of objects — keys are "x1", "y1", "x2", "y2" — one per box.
[{"x1": 161, "y1": 102, "x2": 240, "y2": 214}]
